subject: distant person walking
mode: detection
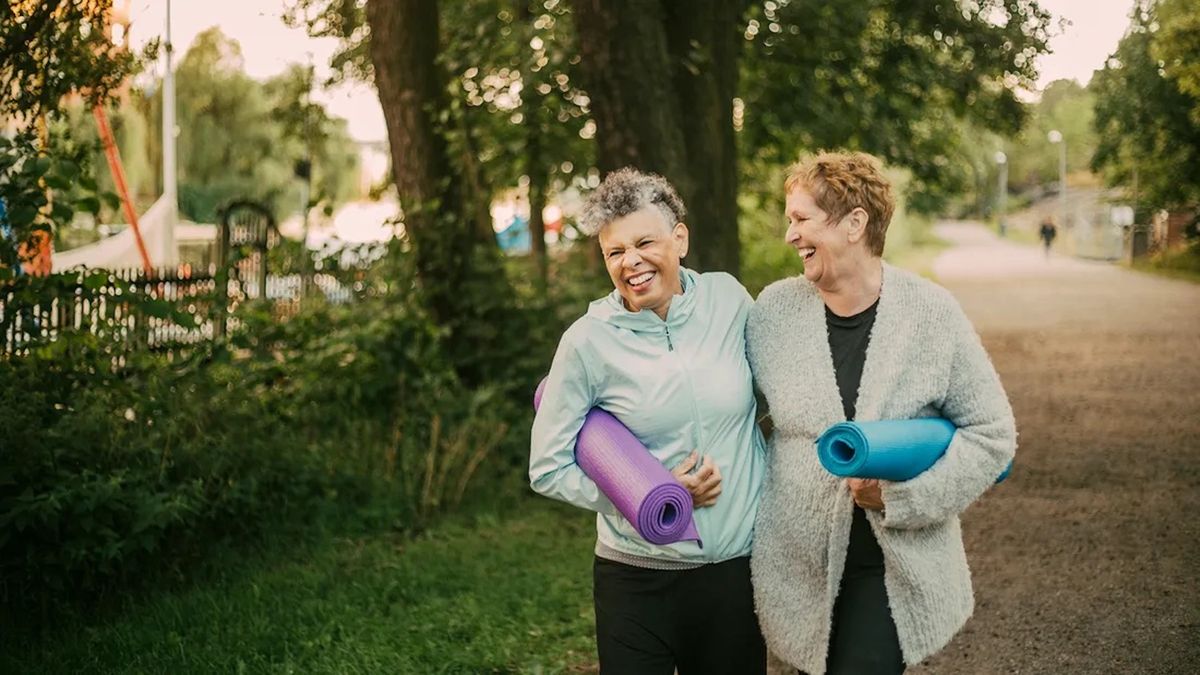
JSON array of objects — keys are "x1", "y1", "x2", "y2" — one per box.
[{"x1": 1039, "y1": 217, "x2": 1058, "y2": 259}]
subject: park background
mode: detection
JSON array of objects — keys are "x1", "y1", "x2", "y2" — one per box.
[{"x1": 1, "y1": 0, "x2": 1197, "y2": 672}]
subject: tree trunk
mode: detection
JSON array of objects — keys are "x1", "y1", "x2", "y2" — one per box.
[
  {"x1": 663, "y1": 1, "x2": 743, "y2": 274},
  {"x1": 366, "y1": 0, "x2": 513, "y2": 385},
  {"x1": 527, "y1": 141, "x2": 548, "y2": 289},
  {"x1": 569, "y1": 0, "x2": 745, "y2": 275},
  {"x1": 569, "y1": 0, "x2": 692, "y2": 190},
  {"x1": 520, "y1": 0, "x2": 548, "y2": 290}
]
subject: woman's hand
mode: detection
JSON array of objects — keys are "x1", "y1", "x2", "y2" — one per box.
[
  {"x1": 847, "y1": 478, "x2": 885, "y2": 511},
  {"x1": 671, "y1": 452, "x2": 723, "y2": 508}
]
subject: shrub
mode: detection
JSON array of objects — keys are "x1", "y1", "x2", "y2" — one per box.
[{"x1": 0, "y1": 277, "x2": 522, "y2": 611}]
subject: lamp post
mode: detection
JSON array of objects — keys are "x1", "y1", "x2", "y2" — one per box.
[
  {"x1": 1048, "y1": 129, "x2": 1067, "y2": 228},
  {"x1": 994, "y1": 150, "x2": 1008, "y2": 237},
  {"x1": 162, "y1": 0, "x2": 177, "y2": 262}
]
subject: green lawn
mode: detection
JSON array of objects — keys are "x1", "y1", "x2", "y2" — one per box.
[{"x1": 2, "y1": 498, "x2": 600, "y2": 675}]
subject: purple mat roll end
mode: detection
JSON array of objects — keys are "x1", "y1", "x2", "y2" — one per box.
[
  {"x1": 534, "y1": 378, "x2": 548, "y2": 410},
  {"x1": 534, "y1": 376, "x2": 704, "y2": 548}
]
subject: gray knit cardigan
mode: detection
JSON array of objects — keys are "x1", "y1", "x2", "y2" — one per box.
[{"x1": 746, "y1": 263, "x2": 1017, "y2": 674}]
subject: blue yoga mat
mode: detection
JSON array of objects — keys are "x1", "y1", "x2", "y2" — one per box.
[{"x1": 816, "y1": 418, "x2": 1012, "y2": 483}]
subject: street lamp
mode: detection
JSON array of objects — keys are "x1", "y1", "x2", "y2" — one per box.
[
  {"x1": 994, "y1": 150, "x2": 1008, "y2": 237},
  {"x1": 1048, "y1": 129, "x2": 1067, "y2": 228}
]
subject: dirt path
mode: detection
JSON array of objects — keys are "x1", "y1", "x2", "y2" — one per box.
[{"x1": 909, "y1": 222, "x2": 1200, "y2": 674}]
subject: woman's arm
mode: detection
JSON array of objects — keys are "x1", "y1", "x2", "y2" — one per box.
[
  {"x1": 529, "y1": 333, "x2": 619, "y2": 515},
  {"x1": 879, "y1": 308, "x2": 1017, "y2": 530}
]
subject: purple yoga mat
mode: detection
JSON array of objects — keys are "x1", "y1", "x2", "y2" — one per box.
[{"x1": 535, "y1": 379, "x2": 702, "y2": 547}]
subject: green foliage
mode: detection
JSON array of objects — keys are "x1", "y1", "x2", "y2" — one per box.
[
  {"x1": 46, "y1": 27, "x2": 362, "y2": 227},
  {"x1": 739, "y1": 163, "x2": 942, "y2": 294},
  {"x1": 739, "y1": 0, "x2": 1054, "y2": 214},
  {"x1": 1092, "y1": 1, "x2": 1200, "y2": 211},
  {"x1": 1004, "y1": 80, "x2": 1097, "y2": 190},
  {"x1": 292, "y1": 0, "x2": 594, "y2": 200},
  {"x1": 264, "y1": 64, "x2": 362, "y2": 212},
  {"x1": 440, "y1": 0, "x2": 594, "y2": 194},
  {"x1": 173, "y1": 28, "x2": 294, "y2": 223},
  {"x1": 0, "y1": 250, "x2": 534, "y2": 611},
  {"x1": 0, "y1": 131, "x2": 118, "y2": 270},
  {"x1": 1153, "y1": 0, "x2": 1200, "y2": 124},
  {"x1": 0, "y1": 0, "x2": 152, "y2": 122},
  {"x1": 1131, "y1": 239, "x2": 1200, "y2": 283},
  {"x1": 285, "y1": 0, "x2": 372, "y2": 85}
]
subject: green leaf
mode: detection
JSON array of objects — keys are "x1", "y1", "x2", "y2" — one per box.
[
  {"x1": 83, "y1": 271, "x2": 111, "y2": 291},
  {"x1": 77, "y1": 196, "x2": 101, "y2": 214},
  {"x1": 173, "y1": 310, "x2": 199, "y2": 328},
  {"x1": 44, "y1": 173, "x2": 72, "y2": 191},
  {"x1": 58, "y1": 160, "x2": 81, "y2": 180},
  {"x1": 141, "y1": 299, "x2": 173, "y2": 319},
  {"x1": 101, "y1": 192, "x2": 121, "y2": 210},
  {"x1": 49, "y1": 201, "x2": 74, "y2": 224},
  {"x1": 30, "y1": 156, "x2": 51, "y2": 177},
  {"x1": 7, "y1": 206, "x2": 38, "y2": 228}
]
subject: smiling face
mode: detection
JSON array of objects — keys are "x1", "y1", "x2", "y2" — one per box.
[
  {"x1": 784, "y1": 187, "x2": 868, "y2": 289},
  {"x1": 598, "y1": 206, "x2": 689, "y2": 319}
]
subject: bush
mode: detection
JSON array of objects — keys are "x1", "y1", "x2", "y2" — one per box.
[
  {"x1": 1132, "y1": 239, "x2": 1200, "y2": 282},
  {"x1": 0, "y1": 275, "x2": 523, "y2": 611}
]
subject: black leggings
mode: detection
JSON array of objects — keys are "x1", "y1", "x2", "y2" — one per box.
[
  {"x1": 592, "y1": 555, "x2": 766, "y2": 675},
  {"x1": 807, "y1": 507, "x2": 905, "y2": 675}
]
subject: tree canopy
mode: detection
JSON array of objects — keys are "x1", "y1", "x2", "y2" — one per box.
[
  {"x1": 0, "y1": 0, "x2": 147, "y2": 122},
  {"x1": 1092, "y1": 0, "x2": 1200, "y2": 212},
  {"x1": 292, "y1": 0, "x2": 1054, "y2": 274}
]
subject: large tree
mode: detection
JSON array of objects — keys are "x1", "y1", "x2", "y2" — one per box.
[
  {"x1": 0, "y1": 0, "x2": 141, "y2": 122},
  {"x1": 738, "y1": 0, "x2": 1052, "y2": 215},
  {"x1": 364, "y1": 0, "x2": 519, "y2": 385},
  {"x1": 1092, "y1": 0, "x2": 1200, "y2": 213},
  {"x1": 1153, "y1": 0, "x2": 1200, "y2": 124},
  {"x1": 1004, "y1": 79, "x2": 1097, "y2": 191},
  {"x1": 0, "y1": 0, "x2": 145, "y2": 273},
  {"x1": 568, "y1": 0, "x2": 743, "y2": 273},
  {"x1": 567, "y1": 0, "x2": 1052, "y2": 273},
  {"x1": 294, "y1": 0, "x2": 1053, "y2": 282}
]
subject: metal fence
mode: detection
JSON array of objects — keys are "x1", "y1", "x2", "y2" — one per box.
[
  {"x1": 1, "y1": 265, "x2": 219, "y2": 356},
  {"x1": 1, "y1": 200, "x2": 363, "y2": 357}
]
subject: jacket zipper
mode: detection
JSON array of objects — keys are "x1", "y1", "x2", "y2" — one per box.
[{"x1": 665, "y1": 321, "x2": 705, "y2": 476}]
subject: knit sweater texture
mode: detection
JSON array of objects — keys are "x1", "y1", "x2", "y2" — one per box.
[{"x1": 746, "y1": 263, "x2": 1017, "y2": 674}]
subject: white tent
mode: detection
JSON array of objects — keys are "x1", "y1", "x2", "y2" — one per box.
[{"x1": 52, "y1": 195, "x2": 180, "y2": 271}]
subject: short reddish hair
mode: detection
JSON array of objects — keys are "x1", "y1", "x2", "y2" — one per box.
[{"x1": 785, "y1": 151, "x2": 895, "y2": 256}]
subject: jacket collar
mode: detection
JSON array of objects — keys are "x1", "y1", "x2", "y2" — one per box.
[{"x1": 587, "y1": 266, "x2": 699, "y2": 331}]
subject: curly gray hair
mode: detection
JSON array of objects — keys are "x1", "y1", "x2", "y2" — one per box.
[{"x1": 579, "y1": 167, "x2": 687, "y2": 236}]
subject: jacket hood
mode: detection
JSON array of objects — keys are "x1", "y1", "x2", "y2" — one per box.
[{"x1": 586, "y1": 267, "x2": 700, "y2": 332}]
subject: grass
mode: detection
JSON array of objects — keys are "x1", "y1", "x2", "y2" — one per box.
[
  {"x1": 1128, "y1": 244, "x2": 1200, "y2": 283},
  {"x1": 1, "y1": 497, "x2": 600, "y2": 675}
]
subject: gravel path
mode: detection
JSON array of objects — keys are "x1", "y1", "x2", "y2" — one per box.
[{"x1": 910, "y1": 222, "x2": 1200, "y2": 674}]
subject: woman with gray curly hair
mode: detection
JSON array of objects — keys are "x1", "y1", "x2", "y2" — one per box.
[{"x1": 530, "y1": 167, "x2": 768, "y2": 674}]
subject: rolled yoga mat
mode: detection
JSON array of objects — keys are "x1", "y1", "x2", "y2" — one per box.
[
  {"x1": 817, "y1": 418, "x2": 1012, "y2": 483},
  {"x1": 534, "y1": 379, "x2": 702, "y2": 547}
]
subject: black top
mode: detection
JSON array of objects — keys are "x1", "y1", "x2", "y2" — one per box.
[
  {"x1": 825, "y1": 298, "x2": 885, "y2": 579},
  {"x1": 825, "y1": 300, "x2": 878, "y2": 420}
]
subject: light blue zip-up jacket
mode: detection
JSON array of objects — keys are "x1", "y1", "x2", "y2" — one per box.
[{"x1": 530, "y1": 268, "x2": 767, "y2": 564}]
